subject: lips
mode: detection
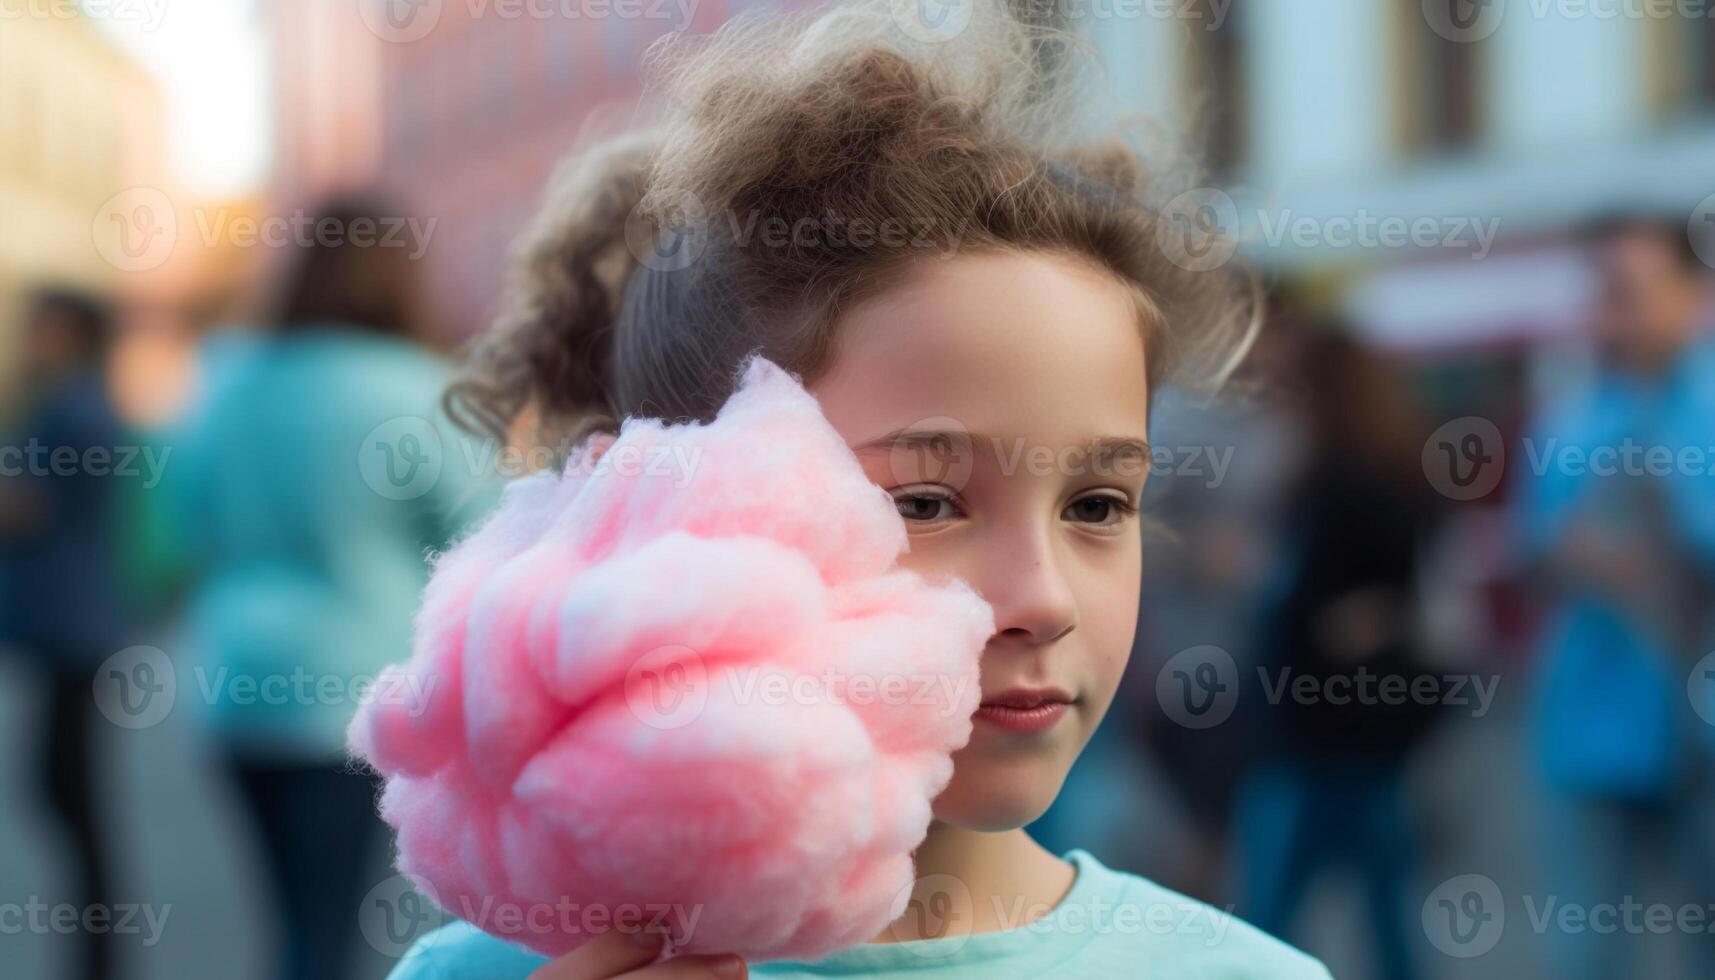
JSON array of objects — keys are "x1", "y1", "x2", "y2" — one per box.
[
  {"x1": 979, "y1": 687, "x2": 1074, "y2": 709},
  {"x1": 972, "y1": 687, "x2": 1076, "y2": 734}
]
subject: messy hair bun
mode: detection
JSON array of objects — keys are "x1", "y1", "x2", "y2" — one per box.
[
  {"x1": 449, "y1": 0, "x2": 1258, "y2": 452},
  {"x1": 445, "y1": 129, "x2": 656, "y2": 445}
]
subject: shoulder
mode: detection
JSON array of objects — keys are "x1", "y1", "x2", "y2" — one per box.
[
  {"x1": 289, "y1": 329, "x2": 451, "y2": 383},
  {"x1": 280, "y1": 331, "x2": 456, "y2": 430},
  {"x1": 383, "y1": 920, "x2": 549, "y2": 980},
  {"x1": 1063, "y1": 852, "x2": 1332, "y2": 979}
]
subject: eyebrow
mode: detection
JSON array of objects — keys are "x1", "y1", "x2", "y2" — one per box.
[{"x1": 852, "y1": 428, "x2": 1152, "y2": 470}]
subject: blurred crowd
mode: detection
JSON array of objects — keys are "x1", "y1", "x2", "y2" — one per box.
[
  {"x1": 1, "y1": 198, "x2": 499, "y2": 980},
  {"x1": 1030, "y1": 213, "x2": 1715, "y2": 979},
  {"x1": 3, "y1": 193, "x2": 1713, "y2": 979},
  {"x1": 4, "y1": 4, "x2": 1715, "y2": 980}
]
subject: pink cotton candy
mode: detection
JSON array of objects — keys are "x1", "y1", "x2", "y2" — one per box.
[{"x1": 348, "y1": 354, "x2": 994, "y2": 962}]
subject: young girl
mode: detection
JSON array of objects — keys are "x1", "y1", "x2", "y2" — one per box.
[{"x1": 389, "y1": 1, "x2": 1330, "y2": 976}]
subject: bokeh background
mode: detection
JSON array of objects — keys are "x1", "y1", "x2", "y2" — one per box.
[{"x1": 3, "y1": 1, "x2": 1714, "y2": 978}]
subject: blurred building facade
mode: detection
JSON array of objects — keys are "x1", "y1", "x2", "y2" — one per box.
[
  {"x1": 0, "y1": 11, "x2": 166, "y2": 411},
  {"x1": 1101, "y1": 2, "x2": 1715, "y2": 352},
  {"x1": 261, "y1": 1, "x2": 1715, "y2": 350},
  {"x1": 268, "y1": 0, "x2": 793, "y2": 342}
]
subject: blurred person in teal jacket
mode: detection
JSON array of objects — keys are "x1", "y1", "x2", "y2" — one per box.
[
  {"x1": 1514, "y1": 215, "x2": 1715, "y2": 980},
  {"x1": 164, "y1": 197, "x2": 501, "y2": 980}
]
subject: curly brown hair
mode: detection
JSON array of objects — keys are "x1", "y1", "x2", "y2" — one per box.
[{"x1": 447, "y1": 0, "x2": 1259, "y2": 454}]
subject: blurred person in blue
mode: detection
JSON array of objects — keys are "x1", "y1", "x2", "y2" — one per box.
[
  {"x1": 164, "y1": 196, "x2": 501, "y2": 980},
  {"x1": 0, "y1": 286, "x2": 132, "y2": 980},
  {"x1": 1515, "y1": 214, "x2": 1715, "y2": 979},
  {"x1": 1232, "y1": 326, "x2": 1447, "y2": 980}
]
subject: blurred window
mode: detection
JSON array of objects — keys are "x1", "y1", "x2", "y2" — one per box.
[
  {"x1": 387, "y1": 54, "x2": 412, "y2": 157},
  {"x1": 546, "y1": 17, "x2": 579, "y2": 90},
  {"x1": 1405, "y1": 1, "x2": 1482, "y2": 153},
  {"x1": 1187, "y1": 0, "x2": 1248, "y2": 178},
  {"x1": 601, "y1": 16, "x2": 638, "y2": 81},
  {"x1": 1698, "y1": 13, "x2": 1715, "y2": 107},
  {"x1": 1643, "y1": 11, "x2": 1715, "y2": 118},
  {"x1": 483, "y1": 25, "x2": 516, "y2": 120}
]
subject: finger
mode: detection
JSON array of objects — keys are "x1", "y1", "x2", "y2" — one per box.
[
  {"x1": 629, "y1": 953, "x2": 748, "y2": 980},
  {"x1": 528, "y1": 927, "x2": 670, "y2": 980}
]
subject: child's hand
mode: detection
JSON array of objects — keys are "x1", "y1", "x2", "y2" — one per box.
[{"x1": 528, "y1": 928, "x2": 746, "y2": 980}]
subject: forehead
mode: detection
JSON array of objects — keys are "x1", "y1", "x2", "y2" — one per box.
[{"x1": 808, "y1": 250, "x2": 1151, "y2": 452}]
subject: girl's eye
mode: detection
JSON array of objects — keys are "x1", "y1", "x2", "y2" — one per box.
[
  {"x1": 891, "y1": 489, "x2": 1140, "y2": 528},
  {"x1": 893, "y1": 489, "x2": 960, "y2": 524},
  {"x1": 1063, "y1": 492, "x2": 1139, "y2": 528}
]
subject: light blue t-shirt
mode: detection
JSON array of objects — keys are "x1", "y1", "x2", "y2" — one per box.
[{"x1": 384, "y1": 849, "x2": 1331, "y2": 979}]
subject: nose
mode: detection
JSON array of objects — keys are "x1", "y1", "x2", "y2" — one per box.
[{"x1": 973, "y1": 525, "x2": 1078, "y2": 647}]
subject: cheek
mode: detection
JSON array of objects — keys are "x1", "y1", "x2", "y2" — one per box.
[
  {"x1": 1076, "y1": 554, "x2": 1142, "y2": 690},
  {"x1": 888, "y1": 532, "x2": 966, "y2": 586}
]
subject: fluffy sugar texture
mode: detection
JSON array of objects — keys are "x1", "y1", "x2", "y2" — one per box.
[{"x1": 348, "y1": 354, "x2": 994, "y2": 962}]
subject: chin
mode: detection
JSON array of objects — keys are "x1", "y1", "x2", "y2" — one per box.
[{"x1": 930, "y1": 761, "x2": 1064, "y2": 832}]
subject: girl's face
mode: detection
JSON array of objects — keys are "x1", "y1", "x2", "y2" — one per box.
[{"x1": 809, "y1": 249, "x2": 1150, "y2": 831}]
